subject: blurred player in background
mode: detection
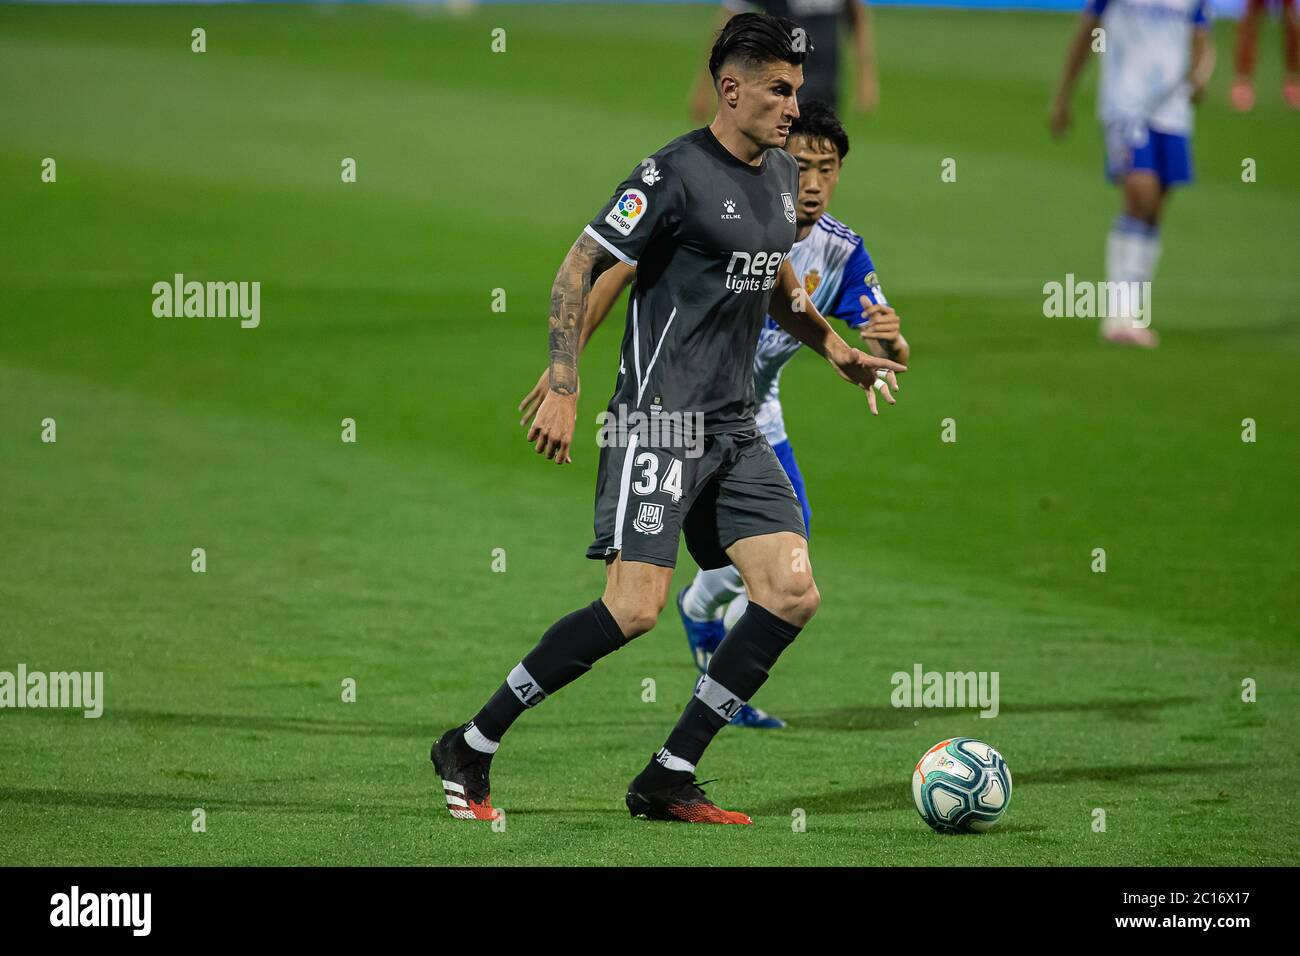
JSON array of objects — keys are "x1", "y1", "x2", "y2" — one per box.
[
  {"x1": 1230, "y1": 0, "x2": 1300, "y2": 110},
  {"x1": 690, "y1": 1, "x2": 879, "y2": 119},
  {"x1": 519, "y1": 101, "x2": 907, "y2": 730},
  {"x1": 1051, "y1": 0, "x2": 1216, "y2": 348}
]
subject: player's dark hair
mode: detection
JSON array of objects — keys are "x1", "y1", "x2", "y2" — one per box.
[
  {"x1": 708, "y1": 12, "x2": 807, "y2": 83},
  {"x1": 789, "y1": 99, "x2": 850, "y2": 160}
]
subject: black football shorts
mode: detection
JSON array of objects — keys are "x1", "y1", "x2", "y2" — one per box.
[{"x1": 586, "y1": 428, "x2": 807, "y2": 570}]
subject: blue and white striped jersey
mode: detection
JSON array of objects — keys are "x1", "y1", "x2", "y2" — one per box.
[
  {"x1": 1087, "y1": 0, "x2": 1210, "y2": 136},
  {"x1": 752, "y1": 211, "x2": 885, "y2": 445}
]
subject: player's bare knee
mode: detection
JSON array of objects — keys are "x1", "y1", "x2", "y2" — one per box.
[
  {"x1": 1124, "y1": 190, "x2": 1161, "y2": 226},
  {"x1": 602, "y1": 592, "x2": 664, "y2": 640},
  {"x1": 602, "y1": 560, "x2": 670, "y2": 639},
  {"x1": 623, "y1": 604, "x2": 662, "y2": 639},
  {"x1": 791, "y1": 579, "x2": 821, "y2": 627},
  {"x1": 764, "y1": 575, "x2": 819, "y2": 628}
]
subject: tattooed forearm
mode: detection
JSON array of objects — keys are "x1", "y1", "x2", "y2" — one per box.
[{"x1": 549, "y1": 232, "x2": 616, "y2": 395}]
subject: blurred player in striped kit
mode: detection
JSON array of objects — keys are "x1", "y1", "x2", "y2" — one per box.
[{"x1": 1051, "y1": 0, "x2": 1216, "y2": 348}]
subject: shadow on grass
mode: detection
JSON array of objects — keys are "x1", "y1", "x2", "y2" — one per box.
[
  {"x1": 1, "y1": 706, "x2": 432, "y2": 739},
  {"x1": 0, "y1": 785, "x2": 636, "y2": 822},
  {"x1": 746, "y1": 760, "x2": 1249, "y2": 815},
  {"x1": 786, "y1": 695, "x2": 1202, "y2": 732},
  {"x1": 3, "y1": 696, "x2": 1205, "y2": 741},
  {"x1": 0, "y1": 785, "x2": 430, "y2": 818}
]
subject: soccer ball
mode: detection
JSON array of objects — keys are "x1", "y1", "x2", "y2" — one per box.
[{"x1": 912, "y1": 737, "x2": 1012, "y2": 834}]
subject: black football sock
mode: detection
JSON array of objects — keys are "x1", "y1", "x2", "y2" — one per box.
[
  {"x1": 469, "y1": 599, "x2": 626, "y2": 746},
  {"x1": 660, "y1": 602, "x2": 800, "y2": 768},
  {"x1": 631, "y1": 749, "x2": 694, "y2": 794}
]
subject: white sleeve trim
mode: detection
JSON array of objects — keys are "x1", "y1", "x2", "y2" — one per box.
[{"x1": 583, "y1": 224, "x2": 637, "y2": 267}]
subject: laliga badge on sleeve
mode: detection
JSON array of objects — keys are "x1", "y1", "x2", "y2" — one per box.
[{"x1": 605, "y1": 189, "x2": 648, "y2": 236}]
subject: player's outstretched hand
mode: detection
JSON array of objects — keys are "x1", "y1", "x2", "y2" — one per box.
[
  {"x1": 527, "y1": 389, "x2": 578, "y2": 464},
  {"x1": 518, "y1": 370, "x2": 549, "y2": 427},
  {"x1": 832, "y1": 347, "x2": 906, "y2": 416}
]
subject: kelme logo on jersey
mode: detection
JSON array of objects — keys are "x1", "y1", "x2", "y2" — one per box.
[
  {"x1": 725, "y1": 250, "x2": 785, "y2": 294},
  {"x1": 781, "y1": 192, "x2": 795, "y2": 223},
  {"x1": 605, "y1": 189, "x2": 647, "y2": 236}
]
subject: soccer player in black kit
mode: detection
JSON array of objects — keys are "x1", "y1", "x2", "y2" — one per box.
[{"x1": 431, "y1": 13, "x2": 905, "y2": 825}]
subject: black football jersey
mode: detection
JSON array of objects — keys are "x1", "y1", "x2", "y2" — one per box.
[{"x1": 584, "y1": 127, "x2": 799, "y2": 435}]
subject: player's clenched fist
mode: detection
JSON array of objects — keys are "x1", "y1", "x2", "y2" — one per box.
[
  {"x1": 858, "y1": 301, "x2": 901, "y2": 343},
  {"x1": 527, "y1": 390, "x2": 578, "y2": 464},
  {"x1": 858, "y1": 301, "x2": 910, "y2": 368}
]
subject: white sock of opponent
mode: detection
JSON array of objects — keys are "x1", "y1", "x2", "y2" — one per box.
[
  {"x1": 723, "y1": 592, "x2": 749, "y2": 631},
  {"x1": 681, "y1": 565, "x2": 746, "y2": 622},
  {"x1": 1103, "y1": 214, "x2": 1161, "y2": 331}
]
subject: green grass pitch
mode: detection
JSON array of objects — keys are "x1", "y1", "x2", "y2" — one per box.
[{"x1": 1, "y1": 3, "x2": 1297, "y2": 866}]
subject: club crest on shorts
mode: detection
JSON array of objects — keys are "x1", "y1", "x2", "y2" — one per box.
[
  {"x1": 781, "y1": 192, "x2": 796, "y2": 223},
  {"x1": 633, "y1": 502, "x2": 664, "y2": 535}
]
